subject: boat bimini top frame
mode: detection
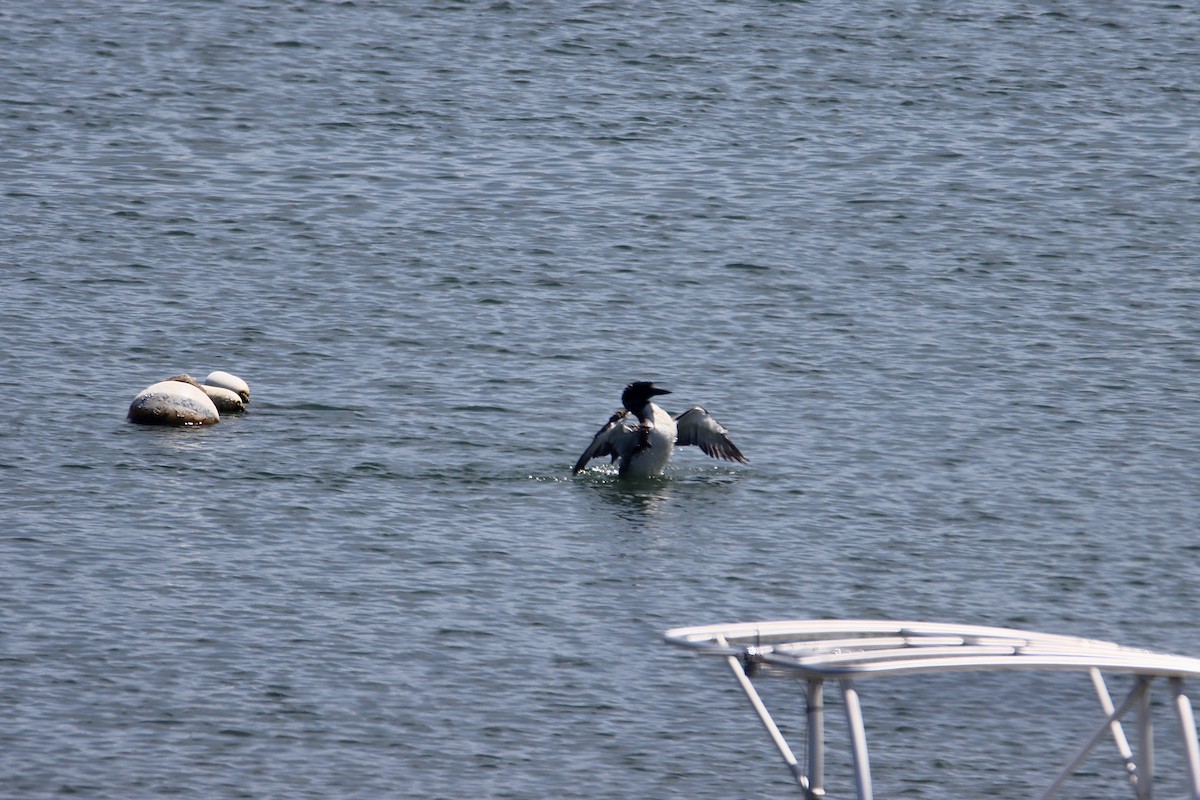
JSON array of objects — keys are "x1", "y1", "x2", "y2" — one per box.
[{"x1": 664, "y1": 619, "x2": 1200, "y2": 800}]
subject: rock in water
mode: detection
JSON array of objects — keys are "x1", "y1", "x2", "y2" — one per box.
[
  {"x1": 203, "y1": 371, "x2": 250, "y2": 403},
  {"x1": 128, "y1": 377, "x2": 220, "y2": 426},
  {"x1": 201, "y1": 384, "x2": 245, "y2": 413}
]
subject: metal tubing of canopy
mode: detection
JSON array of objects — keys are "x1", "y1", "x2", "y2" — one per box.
[
  {"x1": 718, "y1": 638, "x2": 811, "y2": 794},
  {"x1": 1090, "y1": 667, "x2": 1140, "y2": 794},
  {"x1": 1137, "y1": 677, "x2": 1154, "y2": 800},
  {"x1": 665, "y1": 620, "x2": 1200, "y2": 796},
  {"x1": 841, "y1": 679, "x2": 873, "y2": 800},
  {"x1": 1169, "y1": 678, "x2": 1200, "y2": 800},
  {"x1": 1038, "y1": 677, "x2": 1150, "y2": 800},
  {"x1": 807, "y1": 679, "x2": 825, "y2": 798}
]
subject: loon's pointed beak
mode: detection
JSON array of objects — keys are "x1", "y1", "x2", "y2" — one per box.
[{"x1": 650, "y1": 387, "x2": 672, "y2": 397}]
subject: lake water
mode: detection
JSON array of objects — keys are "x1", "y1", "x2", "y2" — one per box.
[{"x1": 2, "y1": 1, "x2": 1199, "y2": 798}]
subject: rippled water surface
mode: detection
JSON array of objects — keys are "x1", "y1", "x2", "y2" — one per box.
[{"x1": 3, "y1": 2, "x2": 1199, "y2": 798}]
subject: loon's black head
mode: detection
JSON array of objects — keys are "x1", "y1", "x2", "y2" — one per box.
[{"x1": 621, "y1": 381, "x2": 671, "y2": 413}]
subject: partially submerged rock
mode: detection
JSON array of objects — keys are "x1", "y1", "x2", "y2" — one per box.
[
  {"x1": 128, "y1": 375, "x2": 220, "y2": 426},
  {"x1": 204, "y1": 371, "x2": 250, "y2": 404},
  {"x1": 200, "y1": 383, "x2": 245, "y2": 414}
]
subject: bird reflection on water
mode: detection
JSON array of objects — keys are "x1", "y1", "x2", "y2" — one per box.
[{"x1": 577, "y1": 467, "x2": 745, "y2": 527}]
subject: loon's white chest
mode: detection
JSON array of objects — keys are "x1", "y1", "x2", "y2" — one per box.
[{"x1": 623, "y1": 404, "x2": 677, "y2": 477}]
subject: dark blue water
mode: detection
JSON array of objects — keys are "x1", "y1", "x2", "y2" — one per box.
[{"x1": 2, "y1": 2, "x2": 1199, "y2": 797}]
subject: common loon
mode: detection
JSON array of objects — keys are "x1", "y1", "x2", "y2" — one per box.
[{"x1": 572, "y1": 381, "x2": 748, "y2": 477}]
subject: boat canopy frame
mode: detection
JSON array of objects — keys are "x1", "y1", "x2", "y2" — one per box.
[{"x1": 664, "y1": 619, "x2": 1200, "y2": 800}]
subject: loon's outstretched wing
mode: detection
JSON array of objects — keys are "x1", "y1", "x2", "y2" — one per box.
[
  {"x1": 673, "y1": 406, "x2": 748, "y2": 463},
  {"x1": 572, "y1": 410, "x2": 638, "y2": 474}
]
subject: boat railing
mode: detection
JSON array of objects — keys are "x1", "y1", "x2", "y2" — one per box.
[{"x1": 664, "y1": 619, "x2": 1200, "y2": 800}]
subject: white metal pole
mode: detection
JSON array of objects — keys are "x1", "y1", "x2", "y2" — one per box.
[
  {"x1": 717, "y1": 638, "x2": 811, "y2": 794},
  {"x1": 1137, "y1": 676, "x2": 1154, "y2": 800},
  {"x1": 841, "y1": 679, "x2": 873, "y2": 800},
  {"x1": 808, "y1": 679, "x2": 825, "y2": 798},
  {"x1": 1090, "y1": 667, "x2": 1140, "y2": 794},
  {"x1": 1039, "y1": 677, "x2": 1149, "y2": 800},
  {"x1": 1170, "y1": 678, "x2": 1200, "y2": 800}
]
